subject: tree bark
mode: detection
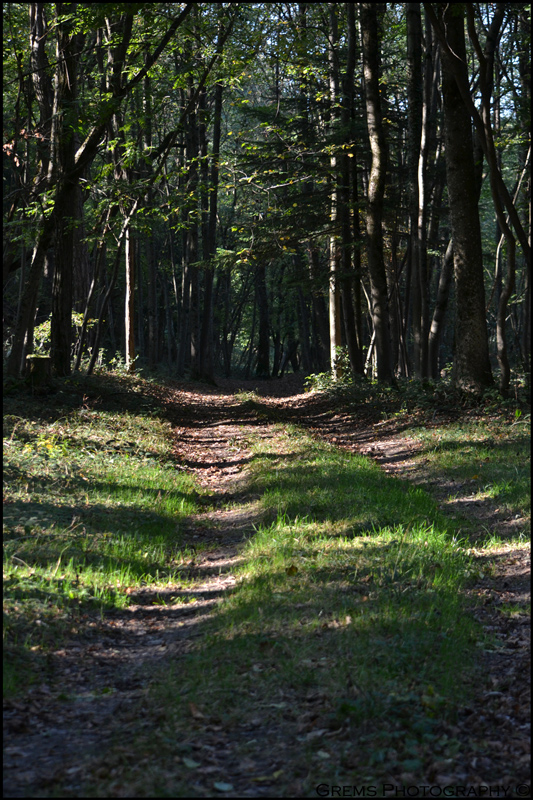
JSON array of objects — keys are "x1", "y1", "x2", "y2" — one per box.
[
  {"x1": 424, "y1": 2, "x2": 530, "y2": 264},
  {"x1": 340, "y1": 2, "x2": 363, "y2": 376},
  {"x1": 438, "y1": 3, "x2": 493, "y2": 392},
  {"x1": 124, "y1": 225, "x2": 135, "y2": 372},
  {"x1": 29, "y1": 3, "x2": 53, "y2": 184},
  {"x1": 428, "y1": 239, "x2": 453, "y2": 378},
  {"x1": 360, "y1": 3, "x2": 394, "y2": 382},
  {"x1": 198, "y1": 80, "x2": 223, "y2": 384},
  {"x1": 49, "y1": 5, "x2": 85, "y2": 376},
  {"x1": 406, "y1": 2, "x2": 424, "y2": 377},
  {"x1": 328, "y1": 3, "x2": 343, "y2": 378},
  {"x1": 143, "y1": 70, "x2": 157, "y2": 371},
  {"x1": 255, "y1": 261, "x2": 271, "y2": 378}
]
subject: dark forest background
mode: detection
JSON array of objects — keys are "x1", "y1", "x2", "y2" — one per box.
[{"x1": 3, "y1": 3, "x2": 531, "y2": 396}]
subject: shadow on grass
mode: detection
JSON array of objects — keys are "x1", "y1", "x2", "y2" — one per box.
[
  {"x1": 249, "y1": 456, "x2": 447, "y2": 537},
  {"x1": 150, "y1": 534, "x2": 477, "y2": 794},
  {"x1": 3, "y1": 490, "x2": 196, "y2": 585}
]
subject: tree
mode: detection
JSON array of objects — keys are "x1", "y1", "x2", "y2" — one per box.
[
  {"x1": 3, "y1": 3, "x2": 529, "y2": 392},
  {"x1": 360, "y1": 3, "x2": 394, "y2": 382},
  {"x1": 6, "y1": 3, "x2": 195, "y2": 377},
  {"x1": 436, "y1": 2, "x2": 493, "y2": 392},
  {"x1": 327, "y1": 3, "x2": 342, "y2": 378}
]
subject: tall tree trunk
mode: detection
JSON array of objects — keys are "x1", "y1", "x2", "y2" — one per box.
[
  {"x1": 340, "y1": 2, "x2": 363, "y2": 376},
  {"x1": 51, "y1": 184, "x2": 75, "y2": 376},
  {"x1": 438, "y1": 3, "x2": 493, "y2": 392},
  {"x1": 387, "y1": 226, "x2": 403, "y2": 375},
  {"x1": 428, "y1": 239, "x2": 453, "y2": 378},
  {"x1": 177, "y1": 254, "x2": 191, "y2": 376},
  {"x1": 193, "y1": 8, "x2": 236, "y2": 381},
  {"x1": 29, "y1": 3, "x2": 53, "y2": 187},
  {"x1": 328, "y1": 3, "x2": 342, "y2": 378},
  {"x1": 351, "y1": 144, "x2": 364, "y2": 365},
  {"x1": 467, "y1": 4, "x2": 519, "y2": 396},
  {"x1": 255, "y1": 261, "x2": 270, "y2": 378},
  {"x1": 406, "y1": 2, "x2": 424, "y2": 377},
  {"x1": 407, "y1": 2, "x2": 431, "y2": 379},
  {"x1": 189, "y1": 251, "x2": 200, "y2": 378},
  {"x1": 184, "y1": 82, "x2": 200, "y2": 378},
  {"x1": 425, "y1": 3, "x2": 530, "y2": 263},
  {"x1": 6, "y1": 223, "x2": 53, "y2": 377},
  {"x1": 517, "y1": 8, "x2": 531, "y2": 387},
  {"x1": 308, "y1": 245, "x2": 330, "y2": 372},
  {"x1": 360, "y1": 3, "x2": 394, "y2": 382},
  {"x1": 143, "y1": 70, "x2": 157, "y2": 371},
  {"x1": 49, "y1": 6, "x2": 85, "y2": 376},
  {"x1": 124, "y1": 225, "x2": 135, "y2": 372},
  {"x1": 198, "y1": 81, "x2": 223, "y2": 383},
  {"x1": 297, "y1": 286, "x2": 313, "y2": 374}
]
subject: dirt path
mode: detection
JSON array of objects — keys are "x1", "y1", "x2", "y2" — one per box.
[
  {"x1": 3, "y1": 385, "x2": 263, "y2": 797},
  {"x1": 3, "y1": 377, "x2": 530, "y2": 796}
]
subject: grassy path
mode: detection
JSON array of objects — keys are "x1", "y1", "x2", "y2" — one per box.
[{"x1": 3, "y1": 374, "x2": 530, "y2": 797}]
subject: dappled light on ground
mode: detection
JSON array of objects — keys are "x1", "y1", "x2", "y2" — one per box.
[{"x1": 3, "y1": 373, "x2": 530, "y2": 796}]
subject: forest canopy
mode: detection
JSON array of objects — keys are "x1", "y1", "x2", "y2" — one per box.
[{"x1": 3, "y1": 2, "x2": 531, "y2": 396}]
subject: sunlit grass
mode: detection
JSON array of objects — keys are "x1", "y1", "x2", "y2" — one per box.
[
  {"x1": 147, "y1": 424, "x2": 480, "y2": 795},
  {"x1": 394, "y1": 415, "x2": 530, "y2": 540},
  {"x1": 3, "y1": 377, "x2": 203, "y2": 696}
]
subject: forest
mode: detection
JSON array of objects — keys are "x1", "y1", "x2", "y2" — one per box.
[
  {"x1": 3, "y1": 2, "x2": 531, "y2": 395},
  {"x1": 2, "y1": 3, "x2": 532, "y2": 797}
]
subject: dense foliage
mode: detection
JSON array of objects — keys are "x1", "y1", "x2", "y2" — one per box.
[{"x1": 3, "y1": 3, "x2": 531, "y2": 394}]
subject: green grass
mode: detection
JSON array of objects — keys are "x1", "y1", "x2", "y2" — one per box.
[
  {"x1": 3, "y1": 375, "x2": 202, "y2": 696},
  {"x1": 306, "y1": 374, "x2": 530, "y2": 542},
  {"x1": 136, "y1": 424, "x2": 481, "y2": 795},
  {"x1": 3, "y1": 374, "x2": 529, "y2": 795},
  {"x1": 404, "y1": 413, "x2": 530, "y2": 538},
  {"x1": 248, "y1": 424, "x2": 443, "y2": 531}
]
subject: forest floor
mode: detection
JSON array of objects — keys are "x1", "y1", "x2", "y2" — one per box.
[{"x1": 3, "y1": 373, "x2": 530, "y2": 798}]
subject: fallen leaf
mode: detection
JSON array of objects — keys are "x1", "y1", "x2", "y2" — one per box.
[
  {"x1": 182, "y1": 757, "x2": 201, "y2": 769},
  {"x1": 189, "y1": 702, "x2": 205, "y2": 719},
  {"x1": 306, "y1": 729, "x2": 327, "y2": 740},
  {"x1": 214, "y1": 782, "x2": 234, "y2": 792},
  {"x1": 252, "y1": 770, "x2": 283, "y2": 782}
]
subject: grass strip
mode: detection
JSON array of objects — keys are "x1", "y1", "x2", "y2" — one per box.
[
  {"x1": 141, "y1": 424, "x2": 481, "y2": 795},
  {"x1": 405, "y1": 415, "x2": 530, "y2": 539}
]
